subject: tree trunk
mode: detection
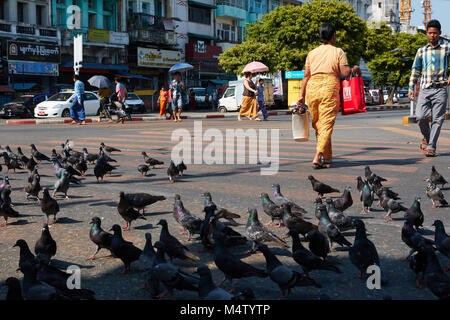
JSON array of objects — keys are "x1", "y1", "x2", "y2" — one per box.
[{"x1": 385, "y1": 86, "x2": 397, "y2": 105}]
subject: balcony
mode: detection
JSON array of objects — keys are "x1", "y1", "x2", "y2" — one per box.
[
  {"x1": 216, "y1": 0, "x2": 247, "y2": 20},
  {"x1": 130, "y1": 29, "x2": 177, "y2": 46},
  {"x1": 128, "y1": 13, "x2": 176, "y2": 31},
  {"x1": 0, "y1": 20, "x2": 61, "y2": 42}
]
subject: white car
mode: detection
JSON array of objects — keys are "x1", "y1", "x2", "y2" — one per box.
[
  {"x1": 34, "y1": 91, "x2": 101, "y2": 118},
  {"x1": 125, "y1": 93, "x2": 146, "y2": 113}
]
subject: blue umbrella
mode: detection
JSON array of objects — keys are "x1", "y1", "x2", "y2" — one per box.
[
  {"x1": 169, "y1": 63, "x2": 194, "y2": 73},
  {"x1": 88, "y1": 75, "x2": 111, "y2": 88}
]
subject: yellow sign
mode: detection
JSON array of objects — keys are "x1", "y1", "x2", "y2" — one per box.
[
  {"x1": 134, "y1": 90, "x2": 157, "y2": 96},
  {"x1": 288, "y1": 79, "x2": 302, "y2": 109},
  {"x1": 88, "y1": 29, "x2": 110, "y2": 43}
]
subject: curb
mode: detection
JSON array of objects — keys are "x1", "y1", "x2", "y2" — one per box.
[
  {"x1": 402, "y1": 113, "x2": 450, "y2": 125},
  {"x1": 5, "y1": 105, "x2": 409, "y2": 125}
]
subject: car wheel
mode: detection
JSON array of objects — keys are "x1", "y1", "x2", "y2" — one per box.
[
  {"x1": 218, "y1": 107, "x2": 227, "y2": 113},
  {"x1": 61, "y1": 109, "x2": 70, "y2": 118}
]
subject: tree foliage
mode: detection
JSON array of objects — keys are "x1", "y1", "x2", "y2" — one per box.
[{"x1": 219, "y1": 0, "x2": 367, "y2": 74}]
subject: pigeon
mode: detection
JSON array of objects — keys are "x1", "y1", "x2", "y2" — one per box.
[
  {"x1": 25, "y1": 172, "x2": 41, "y2": 201},
  {"x1": 151, "y1": 241, "x2": 199, "y2": 299},
  {"x1": 404, "y1": 197, "x2": 424, "y2": 231},
  {"x1": 30, "y1": 144, "x2": 51, "y2": 162},
  {"x1": 173, "y1": 195, "x2": 203, "y2": 241},
  {"x1": 83, "y1": 147, "x2": 98, "y2": 164},
  {"x1": 422, "y1": 244, "x2": 450, "y2": 299},
  {"x1": 245, "y1": 208, "x2": 288, "y2": 254},
  {"x1": 3, "y1": 277, "x2": 23, "y2": 300},
  {"x1": 425, "y1": 180, "x2": 448, "y2": 209},
  {"x1": 1, "y1": 184, "x2": 13, "y2": 207},
  {"x1": 123, "y1": 192, "x2": 166, "y2": 214},
  {"x1": 94, "y1": 151, "x2": 117, "y2": 182},
  {"x1": 432, "y1": 220, "x2": 450, "y2": 270},
  {"x1": 135, "y1": 232, "x2": 157, "y2": 272},
  {"x1": 356, "y1": 176, "x2": 365, "y2": 193},
  {"x1": 271, "y1": 183, "x2": 307, "y2": 215},
  {"x1": 349, "y1": 219, "x2": 387, "y2": 284},
  {"x1": 98, "y1": 147, "x2": 117, "y2": 163},
  {"x1": 308, "y1": 175, "x2": 339, "y2": 197},
  {"x1": 28, "y1": 166, "x2": 39, "y2": 183},
  {"x1": 261, "y1": 192, "x2": 283, "y2": 227},
  {"x1": 306, "y1": 230, "x2": 331, "y2": 261},
  {"x1": 408, "y1": 247, "x2": 428, "y2": 288},
  {"x1": 0, "y1": 200, "x2": 19, "y2": 227},
  {"x1": 26, "y1": 155, "x2": 37, "y2": 172},
  {"x1": 141, "y1": 151, "x2": 164, "y2": 168},
  {"x1": 17, "y1": 147, "x2": 29, "y2": 167},
  {"x1": 360, "y1": 180, "x2": 374, "y2": 213},
  {"x1": 2, "y1": 152, "x2": 22, "y2": 173},
  {"x1": 203, "y1": 192, "x2": 241, "y2": 226},
  {"x1": 380, "y1": 189, "x2": 408, "y2": 221},
  {"x1": 365, "y1": 166, "x2": 387, "y2": 184},
  {"x1": 210, "y1": 216, "x2": 247, "y2": 248},
  {"x1": 4, "y1": 145, "x2": 18, "y2": 160},
  {"x1": 375, "y1": 185, "x2": 400, "y2": 203},
  {"x1": 281, "y1": 203, "x2": 318, "y2": 238},
  {"x1": 117, "y1": 191, "x2": 146, "y2": 231},
  {"x1": 401, "y1": 216, "x2": 435, "y2": 261},
  {"x1": 430, "y1": 165, "x2": 447, "y2": 188},
  {"x1": 157, "y1": 219, "x2": 199, "y2": 263},
  {"x1": 100, "y1": 142, "x2": 121, "y2": 153},
  {"x1": 138, "y1": 164, "x2": 150, "y2": 176},
  {"x1": 213, "y1": 231, "x2": 267, "y2": 291},
  {"x1": 109, "y1": 224, "x2": 142, "y2": 274},
  {"x1": 52, "y1": 170, "x2": 71, "y2": 199},
  {"x1": 333, "y1": 186, "x2": 353, "y2": 212},
  {"x1": 289, "y1": 230, "x2": 341, "y2": 275},
  {"x1": 195, "y1": 265, "x2": 254, "y2": 300},
  {"x1": 34, "y1": 223, "x2": 57, "y2": 260},
  {"x1": 13, "y1": 239, "x2": 35, "y2": 271},
  {"x1": 41, "y1": 188, "x2": 60, "y2": 225},
  {"x1": 325, "y1": 198, "x2": 354, "y2": 230},
  {"x1": 167, "y1": 160, "x2": 180, "y2": 182},
  {"x1": 88, "y1": 217, "x2": 113, "y2": 260},
  {"x1": 177, "y1": 161, "x2": 187, "y2": 176},
  {"x1": 200, "y1": 205, "x2": 216, "y2": 251},
  {"x1": 316, "y1": 203, "x2": 352, "y2": 248},
  {"x1": 257, "y1": 243, "x2": 321, "y2": 299},
  {"x1": 75, "y1": 158, "x2": 88, "y2": 176}
]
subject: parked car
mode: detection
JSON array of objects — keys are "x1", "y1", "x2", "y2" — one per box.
[
  {"x1": 125, "y1": 92, "x2": 146, "y2": 113},
  {"x1": 397, "y1": 90, "x2": 410, "y2": 104},
  {"x1": 189, "y1": 87, "x2": 210, "y2": 107},
  {"x1": 0, "y1": 94, "x2": 50, "y2": 119},
  {"x1": 34, "y1": 90, "x2": 101, "y2": 118},
  {"x1": 364, "y1": 89, "x2": 373, "y2": 106},
  {"x1": 369, "y1": 89, "x2": 384, "y2": 105},
  {"x1": 382, "y1": 89, "x2": 398, "y2": 103}
]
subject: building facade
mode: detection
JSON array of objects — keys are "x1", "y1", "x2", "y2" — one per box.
[{"x1": 368, "y1": 0, "x2": 401, "y2": 32}]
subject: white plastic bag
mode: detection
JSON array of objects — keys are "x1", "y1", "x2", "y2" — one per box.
[{"x1": 292, "y1": 111, "x2": 309, "y2": 142}]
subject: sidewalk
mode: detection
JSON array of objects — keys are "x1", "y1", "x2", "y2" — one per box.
[{"x1": 3, "y1": 104, "x2": 410, "y2": 125}]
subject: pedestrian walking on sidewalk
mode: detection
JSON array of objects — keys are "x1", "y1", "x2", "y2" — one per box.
[
  {"x1": 170, "y1": 72, "x2": 185, "y2": 122},
  {"x1": 113, "y1": 77, "x2": 130, "y2": 124},
  {"x1": 238, "y1": 72, "x2": 258, "y2": 121},
  {"x1": 70, "y1": 74, "x2": 86, "y2": 125},
  {"x1": 408, "y1": 20, "x2": 450, "y2": 158},
  {"x1": 97, "y1": 86, "x2": 113, "y2": 123},
  {"x1": 158, "y1": 86, "x2": 168, "y2": 117},
  {"x1": 256, "y1": 78, "x2": 269, "y2": 121},
  {"x1": 298, "y1": 22, "x2": 360, "y2": 169}
]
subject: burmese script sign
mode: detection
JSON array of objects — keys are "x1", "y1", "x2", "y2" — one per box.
[
  {"x1": 7, "y1": 41, "x2": 60, "y2": 63},
  {"x1": 137, "y1": 47, "x2": 181, "y2": 68}
]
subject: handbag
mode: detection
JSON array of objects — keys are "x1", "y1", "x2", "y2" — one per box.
[
  {"x1": 340, "y1": 76, "x2": 366, "y2": 115},
  {"x1": 291, "y1": 104, "x2": 309, "y2": 142}
]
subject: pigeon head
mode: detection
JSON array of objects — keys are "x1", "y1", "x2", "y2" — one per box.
[
  {"x1": 90, "y1": 217, "x2": 101, "y2": 225},
  {"x1": 42, "y1": 223, "x2": 50, "y2": 232},
  {"x1": 30, "y1": 144, "x2": 36, "y2": 149},
  {"x1": 203, "y1": 192, "x2": 211, "y2": 198},
  {"x1": 109, "y1": 224, "x2": 122, "y2": 234},
  {"x1": 43, "y1": 188, "x2": 50, "y2": 198},
  {"x1": 353, "y1": 219, "x2": 365, "y2": 230},
  {"x1": 156, "y1": 219, "x2": 168, "y2": 228},
  {"x1": 431, "y1": 165, "x2": 436, "y2": 172},
  {"x1": 432, "y1": 220, "x2": 444, "y2": 228},
  {"x1": 271, "y1": 183, "x2": 281, "y2": 191},
  {"x1": 13, "y1": 239, "x2": 28, "y2": 249},
  {"x1": 153, "y1": 241, "x2": 165, "y2": 251},
  {"x1": 145, "y1": 233, "x2": 152, "y2": 242},
  {"x1": 174, "y1": 194, "x2": 181, "y2": 200},
  {"x1": 260, "y1": 192, "x2": 269, "y2": 199},
  {"x1": 100, "y1": 142, "x2": 105, "y2": 147},
  {"x1": 3, "y1": 277, "x2": 20, "y2": 288},
  {"x1": 307, "y1": 175, "x2": 314, "y2": 181},
  {"x1": 119, "y1": 191, "x2": 125, "y2": 199}
]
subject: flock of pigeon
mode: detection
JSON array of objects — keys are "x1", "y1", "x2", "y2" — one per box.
[{"x1": 0, "y1": 140, "x2": 449, "y2": 300}]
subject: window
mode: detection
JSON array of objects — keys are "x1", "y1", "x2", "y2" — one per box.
[
  {"x1": 378, "y1": 2, "x2": 381, "y2": 8},
  {"x1": 17, "y1": 2, "x2": 25, "y2": 23},
  {"x1": 104, "y1": 16, "x2": 112, "y2": 30},
  {"x1": 36, "y1": 5, "x2": 44, "y2": 25},
  {"x1": 88, "y1": 0, "x2": 94, "y2": 9},
  {"x1": 89, "y1": 13, "x2": 96, "y2": 28},
  {"x1": 217, "y1": 23, "x2": 236, "y2": 42},
  {"x1": 0, "y1": 0, "x2": 4, "y2": 20},
  {"x1": 128, "y1": 0, "x2": 134, "y2": 14},
  {"x1": 84, "y1": 93, "x2": 97, "y2": 100},
  {"x1": 188, "y1": 5, "x2": 211, "y2": 25},
  {"x1": 142, "y1": 2, "x2": 149, "y2": 13},
  {"x1": 224, "y1": 87, "x2": 235, "y2": 98}
]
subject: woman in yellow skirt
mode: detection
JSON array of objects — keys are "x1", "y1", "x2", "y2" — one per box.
[
  {"x1": 238, "y1": 72, "x2": 258, "y2": 121},
  {"x1": 298, "y1": 22, "x2": 360, "y2": 169}
]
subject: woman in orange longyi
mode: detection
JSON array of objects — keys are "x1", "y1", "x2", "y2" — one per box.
[
  {"x1": 158, "y1": 86, "x2": 168, "y2": 117},
  {"x1": 238, "y1": 72, "x2": 258, "y2": 121},
  {"x1": 298, "y1": 23, "x2": 360, "y2": 169}
]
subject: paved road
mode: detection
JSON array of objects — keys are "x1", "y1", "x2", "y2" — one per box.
[{"x1": 0, "y1": 109, "x2": 449, "y2": 300}]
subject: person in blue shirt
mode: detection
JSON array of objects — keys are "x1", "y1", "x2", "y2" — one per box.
[
  {"x1": 256, "y1": 78, "x2": 268, "y2": 121},
  {"x1": 70, "y1": 74, "x2": 86, "y2": 125}
]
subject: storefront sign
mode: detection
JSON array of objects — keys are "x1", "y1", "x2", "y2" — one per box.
[
  {"x1": 137, "y1": 48, "x2": 181, "y2": 68},
  {"x1": 7, "y1": 41, "x2": 60, "y2": 63},
  {"x1": 8, "y1": 61, "x2": 59, "y2": 76},
  {"x1": 109, "y1": 31, "x2": 129, "y2": 45},
  {"x1": 88, "y1": 29, "x2": 110, "y2": 43}
]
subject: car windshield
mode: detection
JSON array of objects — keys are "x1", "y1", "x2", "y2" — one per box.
[
  {"x1": 127, "y1": 93, "x2": 139, "y2": 100},
  {"x1": 194, "y1": 89, "x2": 205, "y2": 95},
  {"x1": 47, "y1": 93, "x2": 73, "y2": 101},
  {"x1": 12, "y1": 97, "x2": 33, "y2": 104}
]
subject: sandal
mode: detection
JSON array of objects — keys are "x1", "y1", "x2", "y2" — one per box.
[
  {"x1": 313, "y1": 153, "x2": 327, "y2": 169},
  {"x1": 420, "y1": 139, "x2": 428, "y2": 153},
  {"x1": 71, "y1": 120, "x2": 77, "y2": 124},
  {"x1": 425, "y1": 149, "x2": 437, "y2": 157}
]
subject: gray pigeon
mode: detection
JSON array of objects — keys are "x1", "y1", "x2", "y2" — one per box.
[
  {"x1": 425, "y1": 179, "x2": 448, "y2": 209},
  {"x1": 360, "y1": 180, "x2": 374, "y2": 213},
  {"x1": 380, "y1": 189, "x2": 407, "y2": 221},
  {"x1": 325, "y1": 198, "x2": 354, "y2": 230},
  {"x1": 53, "y1": 170, "x2": 70, "y2": 199},
  {"x1": 432, "y1": 220, "x2": 450, "y2": 271},
  {"x1": 271, "y1": 183, "x2": 307, "y2": 215}
]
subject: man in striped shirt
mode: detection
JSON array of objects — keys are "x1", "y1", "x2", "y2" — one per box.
[{"x1": 408, "y1": 20, "x2": 450, "y2": 157}]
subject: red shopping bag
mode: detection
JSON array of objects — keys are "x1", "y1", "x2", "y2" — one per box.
[{"x1": 340, "y1": 76, "x2": 366, "y2": 115}]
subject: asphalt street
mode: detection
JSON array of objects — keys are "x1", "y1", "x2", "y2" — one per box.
[{"x1": 0, "y1": 109, "x2": 449, "y2": 300}]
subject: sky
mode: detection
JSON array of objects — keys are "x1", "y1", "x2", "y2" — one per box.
[{"x1": 410, "y1": 0, "x2": 450, "y2": 36}]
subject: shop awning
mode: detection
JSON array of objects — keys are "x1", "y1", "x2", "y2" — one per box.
[
  {"x1": 11, "y1": 83, "x2": 38, "y2": 90},
  {"x1": 188, "y1": 0, "x2": 217, "y2": 9},
  {"x1": 61, "y1": 62, "x2": 129, "y2": 72},
  {"x1": 187, "y1": 33, "x2": 218, "y2": 40},
  {"x1": 0, "y1": 85, "x2": 15, "y2": 93},
  {"x1": 117, "y1": 73, "x2": 152, "y2": 80}
]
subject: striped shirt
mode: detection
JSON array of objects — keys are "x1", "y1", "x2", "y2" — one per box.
[{"x1": 409, "y1": 39, "x2": 450, "y2": 90}]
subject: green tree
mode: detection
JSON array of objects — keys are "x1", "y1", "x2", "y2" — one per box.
[
  {"x1": 365, "y1": 23, "x2": 428, "y2": 104},
  {"x1": 219, "y1": 0, "x2": 367, "y2": 74}
]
